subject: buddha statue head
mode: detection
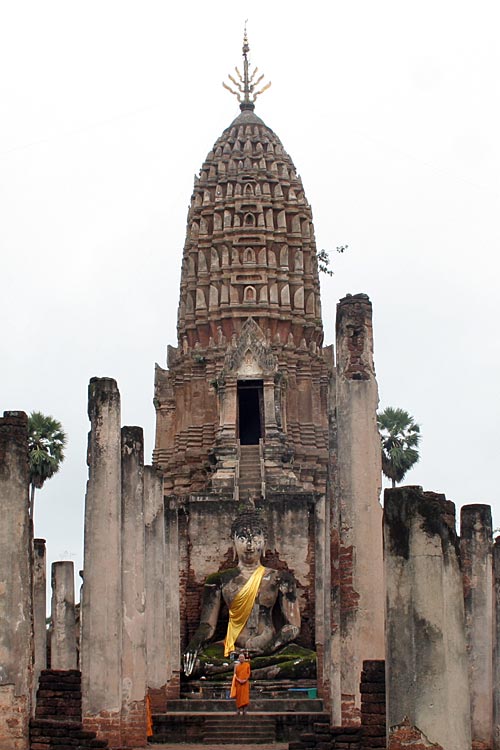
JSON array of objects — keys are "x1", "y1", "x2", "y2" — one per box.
[{"x1": 231, "y1": 507, "x2": 267, "y2": 569}]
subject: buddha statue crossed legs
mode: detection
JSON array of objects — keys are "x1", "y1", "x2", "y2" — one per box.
[{"x1": 183, "y1": 509, "x2": 306, "y2": 678}]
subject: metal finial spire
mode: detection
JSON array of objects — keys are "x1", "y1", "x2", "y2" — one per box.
[{"x1": 223, "y1": 25, "x2": 271, "y2": 111}]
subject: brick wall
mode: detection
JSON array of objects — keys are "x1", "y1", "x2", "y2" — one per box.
[
  {"x1": 388, "y1": 717, "x2": 444, "y2": 750},
  {"x1": 288, "y1": 715, "x2": 362, "y2": 749},
  {"x1": 360, "y1": 660, "x2": 386, "y2": 749},
  {"x1": 30, "y1": 670, "x2": 107, "y2": 750}
]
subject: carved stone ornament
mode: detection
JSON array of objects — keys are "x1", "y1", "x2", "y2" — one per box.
[{"x1": 221, "y1": 317, "x2": 277, "y2": 378}]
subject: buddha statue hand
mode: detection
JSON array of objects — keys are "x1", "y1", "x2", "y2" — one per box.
[
  {"x1": 184, "y1": 622, "x2": 213, "y2": 676},
  {"x1": 268, "y1": 623, "x2": 300, "y2": 653},
  {"x1": 183, "y1": 647, "x2": 199, "y2": 677}
]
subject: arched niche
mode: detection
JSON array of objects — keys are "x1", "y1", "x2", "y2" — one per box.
[
  {"x1": 243, "y1": 247, "x2": 255, "y2": 264},
  {"x1": 211, "y1": 248, "x2": 220, "y2": 270},
  {"x1": 196, "y1": 288, "x2": 207, "y2": 310},
  {"x1": 244, "y1": 286, "x2": 257, "y2": 303},
  {"x1": 209, "y1": 285, "x2": 219, "y2": 309}
]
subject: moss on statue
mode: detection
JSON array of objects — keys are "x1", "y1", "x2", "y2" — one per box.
[{"x1": 196, "y1": 643, "x2": 316, "y2": 680}]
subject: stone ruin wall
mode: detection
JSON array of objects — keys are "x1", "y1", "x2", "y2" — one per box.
[
  {"x1": 3, "y1": 386, "x2": 500, "y2": 750},
  {"x1": 383, "y1": 486, "x2": 500, "y2": 750},
  {"x1": 0, "y1": 412, "x2": 33, "y2": 750},
  {"x1": 332, "y1": 293, "x2": 385, "y2": 726}
]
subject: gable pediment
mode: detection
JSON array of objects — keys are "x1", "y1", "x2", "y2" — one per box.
[{"x1": 223, "y1": 318, "x2": 277, "y2": 377}]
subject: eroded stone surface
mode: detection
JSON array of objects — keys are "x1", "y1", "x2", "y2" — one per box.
[
  {"x1": 385, "y1": 487, "x2": 471, "y2": 750},
  {"x1": 0, "y1": 411, "x2": 33, "y2": 750}
]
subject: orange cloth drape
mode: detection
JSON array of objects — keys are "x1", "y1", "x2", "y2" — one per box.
[
  {"x1": 146, "y1": 693, "x2": 153, "y2": 737},
  {"x1": 230, "y1": 660, "x2": 251, "y2": 709}
]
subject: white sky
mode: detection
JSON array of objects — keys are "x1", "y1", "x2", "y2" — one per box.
[{"x1": 1, "y1": 0, "x2": 499, "y2": 602}]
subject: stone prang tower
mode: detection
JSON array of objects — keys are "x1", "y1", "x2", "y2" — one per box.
[{"x1": 153, "y1": 100, "x2": 329, "y2": 497}]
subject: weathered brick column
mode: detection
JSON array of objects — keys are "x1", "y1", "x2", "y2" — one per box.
[
  {"x1": 0, "y1": 411, "x2": 33, "y2": 750},
  {"x1": 360, "y1": 660, "x2": 385, "y2": 750},
  {"x1": 493, "y1": 537, "x2": 500, "y2": 750},
  {"x1": 164, "y1": 495, "x2": 181, "y2": 700},
  {"x1": 81, "y1": 378, "x2": 122, "y2": 748},
  {"x1": 335, "y1": 294, "x2": 384, "y2": 723},
  {"x1": 384, "y1": 486, "x2": 471, "y2": 750},
  {"x1": 33, "y1": 538, "x2": 47, "y2": 702},
  {"x1": 314, "y1": 491, "x2": 332, "y2": 715},
  {"x1": 461, "y1": 504, "x2": 493, "y2": 750},
  {"x1": 144, "y1": 466, "x2": 169, "y2": 712},
  {"x1": 121, "y1": 426, "x2": 147, "y2": 746},
  {"x1": 50, "y1": 561, "x2": 77, "y2": 670}
]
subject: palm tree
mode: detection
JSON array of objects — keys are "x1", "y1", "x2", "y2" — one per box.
[
  {"x1": 377, "y1": 407, "x2": 420, "y2": 488},
  {"x1": 28, "y1": 411, "x2": 67, "y2": 522}
]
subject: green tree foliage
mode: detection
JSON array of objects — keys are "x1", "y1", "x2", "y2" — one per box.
[
  {"x1": 28, "y1": 411, "x2": 67, "y2": 521},
  {"x1": 377, "y1": 407, "x2": 420, "y2": 488},
  {"x1": 318, "y1": 245, "x2": 348, "y2": 276}
]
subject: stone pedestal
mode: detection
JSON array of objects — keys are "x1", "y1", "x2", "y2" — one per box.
[
  {"x1": 461, "y1": 504, "x2": 493, "y2": 750},
  {"x1": 0, "y1": 411, "x2": 33, "y2": 750},
  {"x1": 385, "y1": 486, "x2": 471, "y2": 750},
  {"x1": 50, "y1": 561, "x2": 77, "y2": 669}
]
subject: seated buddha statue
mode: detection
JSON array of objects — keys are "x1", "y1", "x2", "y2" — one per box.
[{"x1": 183, "y1": 508, "x2": 315, "y2": 680}]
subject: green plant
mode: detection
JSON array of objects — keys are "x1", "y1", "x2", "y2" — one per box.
[
  {"x1": 377, "y1": 406, "x2": 420, "y2": 487},
  {"x1": 318, "y1": 245, "x2": 348, "y2": 276},
  {"x1": 28, "y1": 411, "x2": 67, "y2": 522}
]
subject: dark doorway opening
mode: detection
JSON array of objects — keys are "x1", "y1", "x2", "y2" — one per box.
[{"x1": 237, "y1": 380, "x2": 263, "y2": 445}]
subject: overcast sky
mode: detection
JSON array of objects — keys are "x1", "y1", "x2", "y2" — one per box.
[{"x1": 1, "y1": 0, "x2": 499, "y2": 600}]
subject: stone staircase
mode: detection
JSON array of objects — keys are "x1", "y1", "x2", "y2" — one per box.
[
  {"x1": 150, "y1": 680, "x2": 327, "y2": 745},
  {"x1": 237, "y1": 444, "x2": 262, "y2": 499},
  {"x1": 203, "y1": 715, "x2": 276, "y2": 744}
]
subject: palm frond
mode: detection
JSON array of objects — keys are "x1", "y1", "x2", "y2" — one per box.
[{"x1": 378, "y1": 406, "x2": 421, "y2": 486}]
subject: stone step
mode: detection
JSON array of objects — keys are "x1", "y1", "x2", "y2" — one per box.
[
  {"x1": 203, "y1": 733, "x2": 275, "y2": 744},
  {"x1": 182, "y1": 679, "x2": 318, "y2": 700},
  {"x1": 203, "y1": 738, "x2": 274, "y2": 744},
  {"x1": 203, "y1": 728, "x2": 275, "y2": 738},
  {"x1": 204, "y1": 718, "x2": 275, "y2": 727},
  {"x1": 152, "y1": 711, "x2": 330, "y2": 745},
  {"x1": 204, "y1": 727, "x2": 275, "y2": 736},
  {"x1": 166, "y1": 698, "x2": 323, "y2": 713}
]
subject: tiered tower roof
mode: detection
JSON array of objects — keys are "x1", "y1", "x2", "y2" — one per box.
[
  {"x1": 155, "y1": 36, "x2": 330, "y2": 497},
  {"x1": 177, "y1": 48, "x2": 323, "y2": 351}
]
